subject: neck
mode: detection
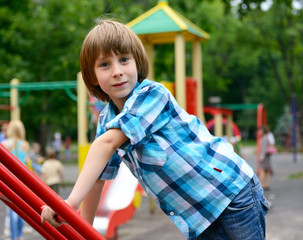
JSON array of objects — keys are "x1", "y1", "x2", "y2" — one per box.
[{"x1": 111, "y1": 96, "x2": 128, "y2": 113}]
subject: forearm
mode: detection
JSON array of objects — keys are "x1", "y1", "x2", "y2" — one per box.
[
  {"x1": 66, "y1": 137, "x2": 115, "y2": 210},
  {"x1": 66, "y1": 128, "x2": 128, "y2": 210},
  {"x1": 81, "y1": 179, "x2": 105, "y2": 225}
]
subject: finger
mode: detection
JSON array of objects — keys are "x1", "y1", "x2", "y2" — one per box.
[
  {"x1": 50, "y1": 215, "x2": 63, "y2": 228},
  {"x1": 41, "y1": 207, "x2": 47, "y2": 224}
]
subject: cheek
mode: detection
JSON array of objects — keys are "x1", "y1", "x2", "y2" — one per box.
[
  {"x1": 97, "y1": 80, "x2": 108, "y2": 93},
  {"x1": 131, "y1": 64, "x2": 139, "y2": 79},
  {"x1": 94, "y1": 70, "x2": 106, "y2": 87}
]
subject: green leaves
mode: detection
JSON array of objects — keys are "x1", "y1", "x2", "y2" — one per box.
[{"x1": 0, "y1": 0, "x2": 302, "y2": 144}]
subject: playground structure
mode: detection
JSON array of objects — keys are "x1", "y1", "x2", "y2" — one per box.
[
  {"x1": 256, "y1": 103, "x2": 268, "y2": 171},
  {"x1": 0, "y1": 143, "x2": 106, "y2": 240},
  {"x1": 127, "y1": 0, "x2": 210, "y2": 123},
  {"x1": 204, "y1": 106, "x2": 236, "y2": 140},
  {"x1": 93, "y1": 163, "x2": 143, "y2": 239}
]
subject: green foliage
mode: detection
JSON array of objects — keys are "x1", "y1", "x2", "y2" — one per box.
[
  {"x1": 1, "y1": 0, "x2": 302, "y2": 149},
  {"x1": 0, "y1": 0, "x2": 107, "y2": 143}
]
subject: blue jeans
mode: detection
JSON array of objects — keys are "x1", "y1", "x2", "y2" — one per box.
[
  {"x1": 196, "y1": 174, "x2": 269, "y2": 240},
  {"x1": 9, "y1": 209, "x2": 24, "y2": 240}
]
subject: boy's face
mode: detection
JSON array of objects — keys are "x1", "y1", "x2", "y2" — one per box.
[{"x1": 94, "y1": 52, "x2": 138, "y2": 110}]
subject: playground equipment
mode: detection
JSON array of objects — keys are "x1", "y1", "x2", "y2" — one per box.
[
  {"x1": 127, "y1": 0, "x2": 210, "y2": 122},
  {"x1": 93, "y1": 163, "x2": 143, "y2": 240},
  {"x1": 256, "y1": 103, "x2": 268, "y2": 172},
  {"x1": 0, "y1": 143, "x2": 106, "y2": 240},
  {"x1": 204, "y1": 106, "x2": 234, "y2": 140},
  {"x1": 0, "y1": 78, "x2": 78, "y2": 122},
  {"x1": 205, "y1": 117, "x2": 241, "y2": 140}
]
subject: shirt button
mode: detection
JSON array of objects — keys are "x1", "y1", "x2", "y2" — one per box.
[{"x1": 169, "y1": 211, "x2": 174, "y2": 216}]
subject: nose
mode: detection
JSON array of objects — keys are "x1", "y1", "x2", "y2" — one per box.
[{"x1": 112, "y1": 62, "x2": 123, "y2": 78}]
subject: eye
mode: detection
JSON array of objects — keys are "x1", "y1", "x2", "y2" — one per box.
[
  {"x1": 120, "y1": 57, "x2": 129, "y2": 63},
  {"x1": 100, "y1": 62, "x2": 109, "y2": 68}
]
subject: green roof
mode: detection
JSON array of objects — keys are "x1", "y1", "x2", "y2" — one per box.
[{"x1": 127, "y1": 1, "x2": 210, "y2": 44}]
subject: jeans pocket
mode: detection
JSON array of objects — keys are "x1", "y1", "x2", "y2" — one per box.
[
  {"x1": 226, "y1": 202, "x2": 254, "y2": 211},
  {"x1": 260, "y1": 196, "x2": 270, "y2": 214},
  {"x1": 226, "y1": 181, "x2": 254, "y2": 211},
  {"x1": 254, "y1": 179, "x2": 270, "y2": 214}
]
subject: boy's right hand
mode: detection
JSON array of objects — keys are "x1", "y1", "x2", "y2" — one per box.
[{"x1": 41, "y1": 205, "x2": 62, "y2": 228}]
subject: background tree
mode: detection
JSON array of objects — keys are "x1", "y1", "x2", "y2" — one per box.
[
  {"x1": 239, "y1": 0, "x2": 303, "y2": 147},
  {"x1": 1, "y1": 0, "x2": 106, "y2": 153},
  {"x1": 1, "y1": 0, "x2": 302, "y2": 151}
]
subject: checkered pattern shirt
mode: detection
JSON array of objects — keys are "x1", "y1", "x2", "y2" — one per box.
[{"x1": 96, "y1": 79, "x2": 254, "y2": 239}]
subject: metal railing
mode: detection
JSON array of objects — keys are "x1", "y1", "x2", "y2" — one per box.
[{"x1": 0, "y1": 143, "x2": 106, "y2": 240}]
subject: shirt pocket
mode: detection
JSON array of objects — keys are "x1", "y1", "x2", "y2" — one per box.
[{"x1": 136, "y1": 140, "x2": 167, "y2": 174}]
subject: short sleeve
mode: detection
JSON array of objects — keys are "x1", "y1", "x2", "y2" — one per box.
[
  {"x1": 98, "y1": 152, "x2": 122, "y2": 180},
  {"x1": 105, "y1": 82, "x2": 171, "y2": 151}
]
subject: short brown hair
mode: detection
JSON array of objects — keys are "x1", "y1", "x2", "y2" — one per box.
[
  {"x1": 46, "y1": 148, "x2": 57, "y2": 159},
  {"x1": 80, "y1": 20, "x2": 149, "y2": 102}
]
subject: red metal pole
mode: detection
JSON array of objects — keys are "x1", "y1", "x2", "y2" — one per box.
[
  {"x1": 1, "y1": 198, "x2": 55, "y2": 240},
  {"x1": 0, "y1": 144, "x2": 106, "y2": 240},
  {"x1": 256, "y1": 103, "x2": 268, "y2": 173},
  {"x1": 0, "y1": 182, "x2": 58, "y2": 240},
  {"x1": 0, "y1": 164, "x2": 84, "y2": 239}
]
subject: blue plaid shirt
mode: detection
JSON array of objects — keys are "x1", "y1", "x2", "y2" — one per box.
[{"x1": 96, "y1": 79, "x2": 254, "y2": 239}]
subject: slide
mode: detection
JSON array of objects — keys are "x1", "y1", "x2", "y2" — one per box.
[{"x1": 93, "y1": 162, "x2": 143, "y2": 240}]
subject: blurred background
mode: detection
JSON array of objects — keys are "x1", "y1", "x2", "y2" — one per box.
[{"x1": 1, "y1": 0, "x2": 302, "y2": 153}]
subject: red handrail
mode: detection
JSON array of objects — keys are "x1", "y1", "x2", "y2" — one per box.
[
  {"x1": 0, "y1": 143, "x2": 106, "y2": 240},
  {"x1": 0, "y1": 183, "x2": 58, "y2": 240},
  {"x1": 0, "y1": 164, "x2": 83, "y2": 239}
]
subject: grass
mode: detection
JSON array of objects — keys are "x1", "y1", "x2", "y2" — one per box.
[
  {"x1": 241, "y1": 139, "x2": 256, "y2": 147},
  {"x1": 288, "y1": 171, "x2": 303, "y2": 180}
]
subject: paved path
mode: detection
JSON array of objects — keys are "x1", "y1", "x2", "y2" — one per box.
[{"x1": 1, "y1": 147, "x2": 302, "y2": 239}]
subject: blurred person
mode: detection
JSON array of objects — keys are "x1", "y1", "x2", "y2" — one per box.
[
  {"x1": 64, "y1": 136, "x2": 72, "y2": 161},
  {"x1": 52, "y1": 132, "x2": 62, "y2": 159},
  {"x1": 0, "y1": 122, "x2": 9, "y2": 142},
  {"x1": 41, "y1": 148, "x2": 65, "y2": 194},
  {"x1": 28, "y1": 142, "x2": 44, "y2": 176},
  {"x1": 2, "y1": 120, "x2": 29, "y2": 240},
  {"x1": 259, "y1": 126, "x2": 276, "y2": 190}
]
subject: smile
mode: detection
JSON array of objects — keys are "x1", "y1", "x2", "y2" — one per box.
[{"x1": 113, "y1": 82, "x2": 127, "y2": 88}]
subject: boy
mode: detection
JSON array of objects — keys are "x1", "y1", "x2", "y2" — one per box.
[{"x1": 41, "y1": 20, "x2": 269, "y2": 240}]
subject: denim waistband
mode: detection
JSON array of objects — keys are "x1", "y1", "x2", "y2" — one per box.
[{"x1": 249, "y1": 174, "x2": 261, "y2": 189}]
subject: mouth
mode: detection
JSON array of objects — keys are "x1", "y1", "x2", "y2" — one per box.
[{"x1": 113, "y1": 81, "x2": 127, "y2": 87}]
